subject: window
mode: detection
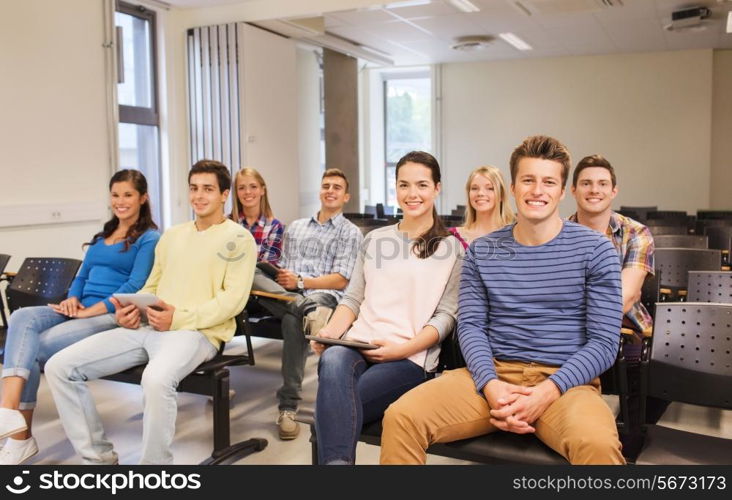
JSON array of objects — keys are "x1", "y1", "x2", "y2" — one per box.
[
  {"x1": 115, "y1": 1, "x2": 162, "y2": 226},
  {"x1": 384, "y1": 75, "x2": 431, "y2": 208}
]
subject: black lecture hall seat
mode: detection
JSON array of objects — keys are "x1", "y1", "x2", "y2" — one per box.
[
  {"x1": 652, "y1": 235, "x2": 708, "y2": 249},
  {"x1": 635, "y1": 303, "x2": 732, "y2": 464},
  {"x1": 5, "y1": 257, "x2": 82, "y2": 312},
  {"x1": 1, "y1": 257, "x2": 81, "y2": 359},
  {"x1": 687, "y1": 271, "x2": 732, "y2": 303},
  {"x1": 0, "y1": 253, "x2": 11, "y2": 330},
  {"x1": 653, "y1": 248, "x2": 722, "y2": 292}
]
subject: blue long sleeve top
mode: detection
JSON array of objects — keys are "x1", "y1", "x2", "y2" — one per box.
[
  {"x1": 67, "y1": 229, "x2": 160, "y2": 313},
  {"x1": 457, "y1": 221, "x2": 622, "y2": 394}
]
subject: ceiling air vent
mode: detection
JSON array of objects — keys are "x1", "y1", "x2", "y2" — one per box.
[{"x1": 451, "y1": 35, "x2": 495, "y2": 51}]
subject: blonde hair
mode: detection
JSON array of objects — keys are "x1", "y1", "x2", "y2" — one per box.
[
  {"x1": 463, "y1": 166, "x2": 515, "y2": 229},
  {"x1": 231, "y1": 167, "x2": 274, "y2": 221}
]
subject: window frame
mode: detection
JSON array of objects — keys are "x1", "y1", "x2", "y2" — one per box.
[
  {"x1": 116, "y1": 0, "x2": 159, "y2": 127},
  {"x1": 382, "y1": 70, "x2": 432, "y2": 209}
]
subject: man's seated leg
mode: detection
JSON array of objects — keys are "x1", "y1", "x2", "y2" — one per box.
[
  {"x1": 276, "y1": 312, "x2": 305, "y2": 440},
  {"x1": 139, "y1": 329, "x2": 217, "y2": 464},
  {"x1": 533, "y1": 367, "x2": 625, "y2": 465},
  {"x1": 276, "y1": 292, "x2": 337, "y2": 440},
  {"x1": 251, "y1": 271, "x2": 305, "y2": 321},
  {"x1": 300, "y1": 294, "x2": 337, "y2": 336},
  {"x1": 44, "y1": 327, "x2": 150, "y2": 465},
  {"x1": 380, "y1": 367, "x2": 496, "y2": 464}
]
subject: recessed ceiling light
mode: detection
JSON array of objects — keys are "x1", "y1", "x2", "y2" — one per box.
[
  {"x1": 451, "y1": 35, "x2": 494, "y2": 51},
  {"x1": 499, "y1": 32, "x2": 532, "y2": 51},
  {"x1": 663, "y1": 22, "x2": 708, "y2": 33},
  {"x1": 448, "y1": 0, "x2": 481, "y2": 13},
  {"x1": 385, "y1": 0, "x2": 432, "y2": 8}
]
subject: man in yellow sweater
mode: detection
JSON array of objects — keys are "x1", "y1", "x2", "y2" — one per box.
[{"x1": 45, "y1": 160, "x2": 256, "y2": 465}]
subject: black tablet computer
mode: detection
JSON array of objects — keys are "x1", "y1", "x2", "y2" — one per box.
[
  {"x1": 305, "y1": 335, "x2": 378, "y2": 350},
  {"x1": 256, "y1": 262, "x2": 280, "y2": 279}
]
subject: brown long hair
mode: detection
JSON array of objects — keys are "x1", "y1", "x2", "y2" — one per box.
[
  {"x1": 86, "y1": 169, "x2": 158, "y2": 251},
  {"x1": 396, "y1": 151, "x2": 450, "y2": 259},
  {"x1": 231, "y1": 167, "x2": 274, "y2": 221}
]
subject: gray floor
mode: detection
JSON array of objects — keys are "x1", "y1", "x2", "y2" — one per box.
[{"x1": 3, "y1": 337, "x2": 731, "y2": 465}]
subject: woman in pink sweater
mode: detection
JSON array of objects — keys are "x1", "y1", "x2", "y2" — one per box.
[{"x1": 310, "y1": 151, "x2": 463, "y2": 465}]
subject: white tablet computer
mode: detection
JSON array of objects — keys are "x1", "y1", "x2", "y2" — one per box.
[
  {"x1": 112, "y1": 293, "x2": 162, "y2": 311},
  {"x1": 305, "y1": 335, "x2": 378, "y2": 350}
]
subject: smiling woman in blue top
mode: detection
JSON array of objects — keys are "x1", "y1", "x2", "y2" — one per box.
[{"x1": 0, "y1": 169, "x2": 160, "y2": 465}]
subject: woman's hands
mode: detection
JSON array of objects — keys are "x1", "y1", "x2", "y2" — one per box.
[
  {"x1": 361, "y1": 338, "x2": 406, "y2": 363},
  {"x1": 309, "y1": 327, "x2": 340, "y2": 355},
  {"x1": 49, "y1": 297, "x2": 83, "y2": 317},
  {"x1": 311, "y1": 335, "x2": 407, "y2": 363}
]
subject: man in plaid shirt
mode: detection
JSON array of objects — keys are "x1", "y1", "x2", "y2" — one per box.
[
  {"x1": 254, "y1": 168, "x2": 363, "y2": 440},
  {"x1": 569, "y1": 154, "x2": 663, "y2": 424},
  {"x1": 568, "y1": 155, "x2": 655, "y2": 340}
]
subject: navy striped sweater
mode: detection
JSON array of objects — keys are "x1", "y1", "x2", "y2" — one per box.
[{"x1": 457, "y1": 221, "x2": 622, "y2": 394}]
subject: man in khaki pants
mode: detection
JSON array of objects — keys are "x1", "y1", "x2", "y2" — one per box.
[{"x1": 380, "y1": 136, "x2": 625, "y2": 465}]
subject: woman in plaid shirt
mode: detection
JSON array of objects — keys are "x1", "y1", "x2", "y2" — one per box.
[{"x1": 231, "y1": 167, "x2": 284, "y2": 266}]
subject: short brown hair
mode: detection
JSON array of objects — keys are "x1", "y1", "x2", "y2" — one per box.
[
  {"x1": 572, "y1": 154, "x2": 616, "y2": 188},
  {"x1": 189, "y1": 159, "x2": 231, "y2": 193},
  {"x1": 322, "y1": 168, "x2": 349, "y2": 192},
  {"x1": 509, "y1": 135, "x2": 571, "y2": 187}
]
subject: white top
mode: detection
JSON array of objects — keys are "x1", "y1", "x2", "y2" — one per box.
[{"x1": 340, "y1": 224, "x2": 463, "y2": 371}]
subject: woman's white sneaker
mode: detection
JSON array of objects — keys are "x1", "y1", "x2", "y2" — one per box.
[
  {"x1": 0, "y1": 437, "x2": 38, "y2": 465},
  {"x1": 0, "y1": 408, "x2": 27, "y2": 440}
]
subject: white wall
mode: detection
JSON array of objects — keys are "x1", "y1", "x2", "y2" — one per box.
[
  {"x1": 711, "y1": 50, "x2": 732, "y2": 210},
  {"x1": 239, "y1": 24, "x2": 299, "y2": 223},
  {"x1": 297, "y1": 47, "x2": 323, "y2": 219},
  {"x1": 0, "y1": 0, "x2": 112, "y2": 271},
  {"x1": 440, "y1": 49, "x2": 714, "y2": 217}
]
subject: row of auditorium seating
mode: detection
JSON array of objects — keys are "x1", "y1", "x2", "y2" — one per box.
[
  {"x1": 2, "y1": 246, "x2": 730, "y2": 465},
  {"x1": 618, "y1": 206, "x2": 732, "y2": 238},
  {"x1": 0, "y1": 255, "x2": 266, "y2": 464}
]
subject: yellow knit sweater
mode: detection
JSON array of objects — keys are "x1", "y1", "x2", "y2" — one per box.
[{"x1": 139, "y1": 219, "x2": 256, "y2": 348}]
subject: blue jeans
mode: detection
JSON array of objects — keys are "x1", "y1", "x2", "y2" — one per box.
[
  {"x1": 2, "y1": 306, "x2": 117, "y2": 409},
  {"x1": 255, "y1": 285, "x2": 338, "y2": 411},
  {"x1": 45, "y1": 326, "x2": 217, "y2": 464},
  {"x1": 314, "y1": 345, "x2": 427, "y2": 465}
]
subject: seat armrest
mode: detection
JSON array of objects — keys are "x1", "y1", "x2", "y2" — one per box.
[{"x1": 250, "y1": 290, "x2": 297, "y2": 302}]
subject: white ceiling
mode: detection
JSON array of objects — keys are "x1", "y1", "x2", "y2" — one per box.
[
  {"x1": 166, "y1": 0, "x2": 732, "y2": 65},
  {"x1": 165, "y1": 0, "x2": 260, "y2": 7}
]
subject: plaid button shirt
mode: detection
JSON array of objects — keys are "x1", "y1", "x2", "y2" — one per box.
[
  {"x1": 569, "y1": 211, "x2": 655, "y2": 332},
  {"x1": 238, "y1": 215, "x2": 285, "y2": 266},
  {"x1": 280, "y1": 212, "x2": 363, "y2": 300}
]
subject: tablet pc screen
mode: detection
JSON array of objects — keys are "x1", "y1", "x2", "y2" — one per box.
[
  {"x1": 256, "y1": 262, "x2": 280, "y2": 279},
  {"x1": 112, "y1": 293, "x2": 161, "y2": 311},
  {"x1": 305, "y1": 335, "x2": 378, "y2": 350}
]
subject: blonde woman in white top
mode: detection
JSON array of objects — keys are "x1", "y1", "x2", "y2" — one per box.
[{"x1": 310, "y1": 151, "x2": 463, "y2": 465}]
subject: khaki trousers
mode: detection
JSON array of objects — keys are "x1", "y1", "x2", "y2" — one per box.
[{"x1": 380, "y1": 361, "x2": 625, "y2": 465}]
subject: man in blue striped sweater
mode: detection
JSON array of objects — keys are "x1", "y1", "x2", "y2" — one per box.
[{"x1": 380, "y1": 135, "x2": 625, "y2": 465}]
